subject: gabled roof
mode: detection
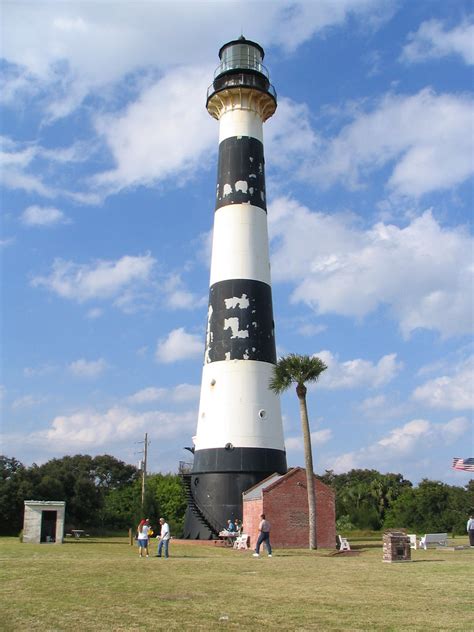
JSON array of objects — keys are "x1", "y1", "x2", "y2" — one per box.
[{"x1": 243, "y1": 467, "x2": 303, "y2": 500}]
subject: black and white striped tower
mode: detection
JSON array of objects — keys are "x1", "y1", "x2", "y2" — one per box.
[{"x1": 183, "y1": 37, "x2": 287, "y2": 539}]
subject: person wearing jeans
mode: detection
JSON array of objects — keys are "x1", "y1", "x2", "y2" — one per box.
[
  {"x1": 157, "y1": 517, "x2": 170, "y2": 558},
  {"x1": 253, "y1": 513, "x2": 272, "y2": 557}
]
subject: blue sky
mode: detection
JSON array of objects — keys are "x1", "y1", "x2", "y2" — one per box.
[{"x1": 1, "y1": 0, "x2": 473, "y2": 485}]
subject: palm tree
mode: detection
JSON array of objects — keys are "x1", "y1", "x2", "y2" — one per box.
[{"x1": 269, "y1": 354, "x2": 327, "y2": 549}]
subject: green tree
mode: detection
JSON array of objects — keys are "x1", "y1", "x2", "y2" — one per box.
[
  {"x1": 0, "y1": 457, "x2": 32, "y2": 535},
  {"x1": 270, "y1": 353, "x2": 327, "y2": 549},
  {"x1": 0, "y1": 454, "x2": 140, "y2": 533},
  {"x1": 146, "y1": 473, "x2": 187, "y2": 536},
  {"x1": 384, "y1": 479, "x2": 474, "y2": 534},
  {"x1": 318, "y1": 469, "x2": 412, "y2": 530},
  {"x1": 102, "y1": 481, "x2": 142, "y2": 530}
]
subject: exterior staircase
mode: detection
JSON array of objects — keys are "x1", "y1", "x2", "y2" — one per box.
[{"x1": 179, "y1": 462, "x2": 221, "y2": 537}]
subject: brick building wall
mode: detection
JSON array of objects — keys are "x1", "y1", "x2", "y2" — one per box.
[{"x1": 243, "y1": 468, "x2": 336, "y2": 549}]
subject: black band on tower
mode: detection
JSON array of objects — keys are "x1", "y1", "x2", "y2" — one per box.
[
  {"x1": 205, "y1": 278, "x2": 276, "y2": 364},
  {"x1": 193, "y1": 447, "x2": 287, "y2": 473},
  {"x1": 215, "y1": 136, "x2": 266, "y2": 211}
]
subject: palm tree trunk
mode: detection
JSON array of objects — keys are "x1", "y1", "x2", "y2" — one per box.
[{"x1": 297, "y1": 385, "x2": 317, "y2": 549}]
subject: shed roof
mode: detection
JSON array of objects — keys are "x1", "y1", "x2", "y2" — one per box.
[
  {"x1": 242, "y1": 472, "x2": 284, "y2": 500},
  {"x1": 243, "y1": 468, "x2": 303, "y2": 500},
  {"x1": 24, "y1": 500, "x2": 66, "y2": 507}
]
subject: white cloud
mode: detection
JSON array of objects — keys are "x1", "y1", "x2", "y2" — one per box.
[
  {"x1": 127, "y1": 387, "x2": 165, "y2": 404},
  {"x1": 358, "y1": 394, "x2": 407, "y2": 420},
  {"x1": 21, "y1": 205, "x2": 69, "y2": 227},
  {"x1": 286, "y1": 428, "x2": 332, "y2": 451},
  {"x1": 439, "y1": 417, "x2": 471, "y2": 444},
  {"x1": 1, "y1": 139, "x2": 55, "y2": 197},
  {"x1": 24, "y1": 364, "x2": 57, "y2": 377},
  {"x1": 297, "y1": 323, "x2": 327, "y2": 337},
  {"x1": 412, "y1": 358, "x2": 474, "y2": 411},
  {"x1": 1, "y1": 136, "x2": 95, "y2": 200},
  {"x1": 31, "y1": 253, "x2": 156, "y2": 305},
  {"x1": 328, "y1": 417, "x2": 471, "y2": 473},
  {"x1": 155, "y1": 328, "x2": 203, "y2": 364},
  {"x1": 300, "y1": 89, "x2": 474, "y2": 197},
  {"x1": 11, "y1": 394, "x2": 47, "y2": 410},
  {"x1": 270, "y1": 198, "x2": 473, "y2": 338},
  {"x1": 44, "y1": 405, "x2": 195, "y2": 448},
  {"x1": 0, "y1": 237, "x2": 15, "y2": 248},
  {"x1": 68, "y1": 358, "x2": 108, "y2": 378},
  {"x1": 93, "y1": 65, "x2": 216, "y2": 194},
  {"x1": 85, "y1": 307, "x2": 103, "y2": 320},
  {"x1": 315, "y1": 350, "x2": 402, "y2": 389},
  {"x1": 127, "y1": 384, "x2": 200, "y2": 405},
  {"x1": 2, "y1": 1, "x2": 386, "y2": 115},
  {"x1": 162, "y1": 274, "x2": 207, "y2": 311},
  {"x1": 377, "y1": 418, "x2": 430, "y2": 453},
  {"x1": 401, "y1": 19, "x2": 474, "y2": 66},
  {"x1": 266, "y1": 97, "x2": 320, "y2": 172}
]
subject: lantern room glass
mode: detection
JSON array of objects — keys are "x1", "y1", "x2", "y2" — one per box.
[{"x1": 219, "y1": 43, "x2": 264, "y2": 75}]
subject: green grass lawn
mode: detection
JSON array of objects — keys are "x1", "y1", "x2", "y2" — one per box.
[{"x1": 0, "y1": 536, "x2": 472, "y2": 631}]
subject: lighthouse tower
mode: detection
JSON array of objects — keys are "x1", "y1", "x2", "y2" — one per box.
[{"x1": 183, "y1": 37, "x2": 287, "y2": 539}]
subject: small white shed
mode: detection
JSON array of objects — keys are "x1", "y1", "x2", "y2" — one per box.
[{"x1": 23, "y1": 501, "x2": 66, "y2": 544}]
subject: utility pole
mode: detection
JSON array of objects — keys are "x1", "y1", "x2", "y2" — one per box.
[{"x1": 138, "y1": 433, "x2": 149, "y2": 512}]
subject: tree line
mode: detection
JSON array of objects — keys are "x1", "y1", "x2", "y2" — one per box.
[{"x1": 1, "y1": 454, "x2": 472, "y2": 536}]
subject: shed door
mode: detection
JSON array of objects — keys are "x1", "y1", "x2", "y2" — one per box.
[{"x1": 40, "y1": 510, "x2": 57, "y2": 542}]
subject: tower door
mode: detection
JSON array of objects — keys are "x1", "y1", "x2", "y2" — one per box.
[{"x1": 40, "y1": 510, "x2": 57, "y2": 542}]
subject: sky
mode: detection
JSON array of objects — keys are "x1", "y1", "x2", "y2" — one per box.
[{"x1": 1, "y1": 0, "x2": 473, "y2": 486}]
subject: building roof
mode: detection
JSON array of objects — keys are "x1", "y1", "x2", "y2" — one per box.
[
  {"x1": 243, "y1": 468, "x2": 304, "y2": 500},
  {"x1": 24, "y1": 500, "x2": 66, "y2": 506},
  {"x1": 242, "y1": 472, "x2": 285, "y2": 500}
]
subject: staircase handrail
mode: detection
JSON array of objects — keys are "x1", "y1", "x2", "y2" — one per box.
[{"x1": 180, "y1": 468, "x2": 222, "y2": 536}]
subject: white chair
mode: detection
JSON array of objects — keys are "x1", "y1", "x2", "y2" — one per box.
[
  {"x1": 408, "y1": 534, "x2": 418, "y2": 549},
  {"x1": 337, "y1": 535, "x2": 351, "y2": 551},
  {"x1": 233, "y1": 534, "x2": 249, "y2": 550}
]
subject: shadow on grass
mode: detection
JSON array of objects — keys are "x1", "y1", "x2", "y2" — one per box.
[{"x1": 64, "y1": 540, "x2": 128, "y2": 545}]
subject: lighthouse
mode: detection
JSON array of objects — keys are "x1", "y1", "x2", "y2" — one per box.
[{"x1": 183, "y1": 37, "x2": 287, "y2": 539}]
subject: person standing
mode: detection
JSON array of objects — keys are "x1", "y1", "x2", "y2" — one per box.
[
  {"x1": 253, "y1": 513, "x2": 272, "y2": 557},
  {"x1": 467, "y1": 515, "x2": 474, "y2": 547},
  {"x1": 137, "y1": 519, "x2": 150, "y2": 558},
  {"x1": 157, "y1": 517, "x2": 171, "y2": 558}
]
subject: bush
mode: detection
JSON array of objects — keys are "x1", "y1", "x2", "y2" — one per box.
[{"x1": 335, "y1": 515, "x2": 356, "y2": 531}]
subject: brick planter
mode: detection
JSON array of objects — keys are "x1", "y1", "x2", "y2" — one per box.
[{"x1": 383, "y1": 530, "x2": 411, "y2": 563}]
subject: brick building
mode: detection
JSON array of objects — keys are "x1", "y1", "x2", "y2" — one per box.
[{"x1": 242, "y1": 467, "x2": 336, "y2": 549}]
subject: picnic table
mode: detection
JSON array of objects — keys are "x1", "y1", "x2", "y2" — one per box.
[
  {"x1": 71, "y1": 530, "x2": 85, "y2": 539},
  {"x1": 218, "y1": 530, "x2": 238, "y2": 546}
]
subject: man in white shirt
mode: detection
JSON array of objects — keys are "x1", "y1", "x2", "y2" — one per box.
[
  {"x1": 157, "y1": 517, "x2": 171, "y2": 558},
  {"x1": 467, "y1": 515, "x2": 474, "y2": 547}
]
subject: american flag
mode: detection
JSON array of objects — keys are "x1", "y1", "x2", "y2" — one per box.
[{"x1": 452, "y1": 457, "x2": 474, "y2": 472}]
